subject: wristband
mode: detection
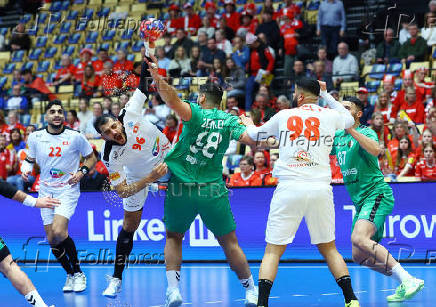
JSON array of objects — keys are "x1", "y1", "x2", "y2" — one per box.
[
  {"x1": 23, "y1": 195, "x2": 37, "y2": 207},
  {"x1": 79, "y1": 165, "x2": 89, "y2": 175}
]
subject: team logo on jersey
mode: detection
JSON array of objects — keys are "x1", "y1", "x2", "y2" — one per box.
[
  {"x1": 152, "y1": 137, "x2": 160, "y2": 156},
  {"x1": 127, "y1": 121, "x2": 134, "y2": 128},
  {"x1": 109, "y1": 172, "x2": 120, "y2": 181},
  {"x1": 50, "y1": 168, "x2": 65, "y2": 178},
  {"x1": 63, "y1": 141, "x2": 69, "y2": 145},
  {"x1": 294, "y1": 150, "x2": 312, "y2": 162}
]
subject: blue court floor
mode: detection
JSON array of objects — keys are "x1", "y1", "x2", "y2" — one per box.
[{"x1": 0, "y1": 263, "x2": 434, "y2": 307}]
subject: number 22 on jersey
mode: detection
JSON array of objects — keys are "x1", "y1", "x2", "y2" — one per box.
[
  {"x1": 287, "y1": 116, "x2": 320, "y2": 141},
  {"x1": 48, "y1": 146, "x2": 62, "y2": 157}
]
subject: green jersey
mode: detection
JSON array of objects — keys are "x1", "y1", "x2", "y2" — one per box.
[
  {"x1": 332, "y1": 126, "x2": 390, "y2": 207},
  {"x1": 165, "y1": 102, "x2": 246, "y2": 183}
]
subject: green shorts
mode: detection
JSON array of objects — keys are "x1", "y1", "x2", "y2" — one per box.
[
  {"x1": 352, "y1": 188, "x2": 394, "y2": 242},
  {"x1": 0, "y1": 237, "x2": 10, "y2": 263},
  {"x1": 164, "y1": 177, "x2": 236, "y2": 237}
]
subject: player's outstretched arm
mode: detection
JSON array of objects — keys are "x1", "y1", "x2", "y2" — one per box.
[
  {"x1": 144, "y1": 56, "x2": 192, "y2": 121},
  {"x1": 318, "y1": 81, "x2": 354, "y2": 129},
  {"x1": 0, "y1": 181, "x2": 60, "y2": 209},
  {"x1": 346, "y1": 127, "x2": 383, "y2": 157},
  {"x1": 114, "y1": 162, "x2": 167, "y2": 198},
  {"x1": 238, "y1": 115, "x2": 278, "y2": 148}
]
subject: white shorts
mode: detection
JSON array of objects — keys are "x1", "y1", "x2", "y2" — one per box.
[
  {"x1": 39, "y1": 187, "x2": 80, "y2": 226},
  {"x1": 265, "y1": 181, "x2": 335, "y2": 245},
  {"x1": 123, "y1": 186, "x2": 149, "y2": 212}
]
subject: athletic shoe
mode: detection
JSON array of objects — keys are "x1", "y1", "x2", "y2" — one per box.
[
  {"x1": 102, "y1": 275, "x2": 122, "y2": 298},
  {"x1": 387, "y1": 278, "x2": 424, "y2": 302},
  {"x1": 62, "y1": 274, "x2": 74, "y2": 292},
  {"x1": 345, "y1": 300, "x2": 360, "y2": 307},
  {"x1": 73, "y1": 272, "x2": 87, "y2": 292},
  {"x1": 245, "y1": 286, "x2": 258, "y2": 306},
  {"x1": 165, "y1": 287, "x2": 182, "y2": 307}
]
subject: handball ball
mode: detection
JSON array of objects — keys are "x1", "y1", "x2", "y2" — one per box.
[{"x1": 139, "y1": 19, "x2": 166, "y2": 42}]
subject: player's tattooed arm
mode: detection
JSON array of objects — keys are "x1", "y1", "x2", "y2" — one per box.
[
  {"x1": 144, "y1": 55, "x2": 192, "y2": 121},
  {"x1": 346, "y1": 128, "x2": 383, "y2": 157},
  {"x1": 114, "y1": 163, "x2": 167, "y2": 198}
]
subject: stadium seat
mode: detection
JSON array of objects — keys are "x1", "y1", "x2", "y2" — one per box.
[
  {"x1": 85, "y1": 31, "x2": 99, "y2": 44},
  {"x1": 0, "y1": 28, "x2": 8, "y2": 36},
  {"x1": 53, "y1": 34, "x2": 68, "y2": 45},
  {"x1": 73, "y1": 58, "x2": 80, "y2": 66},
  {"x1": 121, "y1": 29, "x2": 134, "y2": 40},
  {"x1": 97, "y1": 7, "x2": 111, "y2": 17},
  {"x1": 60, "y1": 0, "x2": 70, "y2": 11},
  {"x1": 368, "y1": 94, "x2": 378, "y2": 106},
  {"x1": 27, "y1": 26, "x2": 38, "y2": 36},
  {"x1": 3, "y1": 63, "x2": 15, "y2": 74},
  {"x1": 394, "y1": 78, "x2": 403, "y2": 91},
  {"x1": 68, "y1": 33, "x2": 81, "y2": 44},
  {"x1": 60, "y1": 21, "x2": 72, "y2": 33},
  {"x1": 22, "y1": 62, "x2": 34, "y2": 71},
  {"x1": 50, "y1": 12, "x2": 62, "y2": 23},
  {"x1": 82, "y1": 8, "x2": 94, "y2": 19},
  {"x1": 307, "y1": 0, "x2": 321, "y2": 10},
  {"x1": 28, "y1": 48, "x2": 42, "y2": 61},
  {"x1": 110, "y1": 55, "x2": 117, "y2": 63},
  {"x1": 389, "y1": 62, "x2": 403, "y2": 76},
  {"x1": 43, "y1": 23, "x2": 56, "y2": 34},
  {"x1": 132, "y1": 41, "x2": 143, "y2": 52},
  {"x1": 67, "y1": 10, "x2": 79, "y2": 20},
  {"x1": 126, "y1": 54, "x2": 135, "y2": 61},
  {"x1": 226, "y1": 154, "x2": 243, "y2": 172},
  {"x1": 366, "y1": 80, "x2": 381, "y2": 93},
  {"x1": 99, "y1": 43, "x2": 110, "y2": 51},
  {"x1": 102, "y1": 29, "x2": 116, "y2": 41},
  {"x1": 176, "y1": 77, "x2": 191, "y2": 90},
  {"x1": 50, "y1": 1, "x2": 62, "y2": 11},
  {"x1": 63, "y1": 45, "x2": 76, "y2": 56},
  {"x1": 0, "y1": 76, "x2": 7, "y2": 89},
  {"x1": 116, "y1": 41, "x2": 130, "y2": 51},
  {"x1": 35, "y1": 36, "x2": 48, "y2": 48},
  {"x1": 11, "y1": 50, "x2": 25, "y2": 62},
  {"x1": 44, "y1": 46, "x2": 58, "y2": 59},
  {"x1": 368, "y1": 64, "x2": 386, "y2": 79},
  {"x1": 53, "y1": 60, "x2": 62, "y2": 70},
  {"x1": 410, "y1": 61, "x2": 429, "y2": 71},
  {"x1": 37, "y1": 12, "x2": 48, "y2": 24},
  {"x1": 75, "y1": 20, "x2": 87, "y2": 31},
  {"x1": 74, "y1": 0, "x2": 85, "y2": 4},
  {"x1": 20, "y1": 14, "x2": 32, "y2": 24},
  {"x1": 37, "y1": 61, "x2": 51, "y2": 73}
]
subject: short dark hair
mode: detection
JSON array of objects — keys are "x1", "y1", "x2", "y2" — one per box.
[
  {"x1": 295, "y1": 78, "x2": 320, "y2": 96},
  {"x1": 21, "y1": 68, "x2": 32, "y2": 75},
  {"x1": 240, "y1": 156, "x2": 254, "y2": 166},
  {"x1": 133, "y1": 61, "x2": 141, "y2": 70},
  {"x1": 199, "y1": 81, "x2": 223, "y2": 106},
  {"x1": 45, "y1": 100, "x2": 63, "y2": 113},
  {"x1": 166, "y1": 114, "x2": 178, "y2": 125},
  {"x1": 94, "y1": 114, "x2": 116, "y2": 134},
  {"x1": 68, "y1": 109, "x2": 78, "y2": 118},
  {"x1": 344, "y1": 96, "x2": 365, "y2": 111},
  {"x1": 263, "y1": 8, "x2": 274, "y2": 15}
]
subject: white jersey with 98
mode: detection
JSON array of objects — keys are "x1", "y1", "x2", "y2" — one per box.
[
  {"x1": 27, "y1": 126, "x2": 94, "y2": 192},
  {"x1": 247, "y1": 104, "x2": 346, "y2": 183}
]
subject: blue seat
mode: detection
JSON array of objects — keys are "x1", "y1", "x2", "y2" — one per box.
[
  {"x1": 100, "y1": 43, "x2": 110, "y2": 51},
  {"x1": 37, "y1": 12, "x2": 48, "y2": 24},
  {"x1": 27, "y1": 26, "x2": 38, "y2": 36},
  {"x1": 366, "y1": 80, "x2": 381, "y2": 93},
  {"x1": 50, "y1": 1, "x2": 62, "y2": 11},
  {"x1": 46, "y1": 72, "x2": 57, "y2": 83},
  {"x1": 53, "y1": 60, "x2": 62, "y2": 70},
  {"x1": 0, "y1": 28, "x2": 8, "y2": 35},
  {"x1": 37, "y1": 61, "x2": 50, "y2": 73},
  {"x1": 28, "y1": 48, "x2": 42, "y2": 61},
  {"x1": 116, "y1": 41, "x2": 130, "y2": 51},
  {"x1": 75, "y1": 20, "x2": 87, "y2": 31},
  {"x1": 111, "y1": 55, "x2": 118, "y2": 62},
  {"x1": 63, "y1": 45, "x2": 76, "y2": 56},
  {"x1": 43, "y1": 23, "x2": 56, "y2": 34},
  {"x1": 0, "y1": 76, "x2": 8, "y2": 89},
  {"x1": 121, "y1": 29, "x2": 134, "y2": 40},
  {"x1": 20, "y1": 14, "x2": 32, "y2": 24},
  {"x1": 226, "y1": 154, "x2": 243, "y2": 171},
  {"x1": 53, "y1": 34, "x2": 67, "y2": 44},
  {"x1": 85, "y1": 31, "x2": 99, "y2": 44},
  {"x1": 82, "y1": 8, "x2": 94, "y2": 19},
  {"x1": 3, "y1": 63, "x2": 16, "y2": 74},
  {"x1": 175, "y1": 77, "x2": 191, "y2": 90},
  {"x1": 102, "y1": 29, "x2": 116, "y2": 41},
  {"x1": 22, "y1": 62, "x2": 34, "y2": 71},
  {"x1": 73, "y1": 58, "x2": 80, "y2": 66},
  {"x1": 35, "y1": 36, "x2": 47, "y2": 48},
  {"x1": 67, "y1": 10, "x2": 79, "y2": 20},
  {"x1": 394, "y1": 78, "x2": 403, "y2": 91},
  {"x1": 256, "y1": 5, "x2": 262, "y2": 14},
  {"x1": 50, "y1": 12, "x2": 62, "y2": 23},
  {"x1": 68, "y1": 33, "x2": 81, "y2": 44},
  {"x1": 74, "y1": 0, "x2": 85, "y2": 4},
  {"x1": 60, "y1": 21, "x2": 72, "y2": 34},
  {"x1": 368, "y1": 94, "x2": 378, "y2": 106},
  {"x1": 307, "y1": 0, "x2": 320, "y2": 10},
  {"x1": 132, "y1": 41, "x2": 143, "y2": 52},
  {"x1": 11, "y1": 50, "x2": 25, "y2": 62},
  {"x1": 369, "y1": 64, "x2": 386, "y2": 79},
  {"x1": 44, "y1": 46, "x2": 58, "y2": 59},
  {"x1": 60, "y1": 0, "x2": 70, "y2": 11},
  {"x1": 97, "y1": 7, "x2": 111, "y2": 17},
  {"x1": 126, "y1": 54, "x2": 135, "y2": 61},
  {"x1": 389, "y1": 63, "x2": 403, "y2": 77}
]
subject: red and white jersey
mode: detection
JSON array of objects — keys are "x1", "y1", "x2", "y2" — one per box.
[
  {"x1": 27, "y1": 126, "x2": 93, "y2": 192},
  {"x1": 101, "y1": 89, "x2": 171, "y2": 187},
  {"x1": 183, "y1": 14, "x2": 202, "y2": 35},
  {"x1": 247, "y1": 104, "x2": 346, "y2": 183},
  {"x1": 415, "y1": 159, "x2": 436, "y2": 181}
]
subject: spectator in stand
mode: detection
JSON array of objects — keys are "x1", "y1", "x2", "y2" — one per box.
[
  {"x1": 383, "y1": 74, "x2": 397, "y2": 103},
  {"x1": 228, "y1": 156, "x2": 262, "y2": 187},
  {"x1": 356, "y1": 87, "x2": 374, "y2": 126},
  {"x1": 53, "y1": 54, "x2": 76, "y2": 88},
  {"x1": 391, "y1": 70, "x2": 414, "y2": 120},
  {"x1": 253, "y1": 150, "x2": 271, "y2": 179},
  {"x1": 279, "y1": 0, "x2": 301, "y2": 19},
  {"x1": 376, "y1": 28, "x2": 401, "y2": 64},
  {"x1": 263, "y1": 0, "x2": 279, "y2": 20},
  {"x1": 168, "y1": 29, "x2": 195, "y2": 59},
  {"x1": 182, "y1": 3, "x2": 202, "y2": 36},
  {"x1": 416, "y1": 129, "x2": 436, "y2": 160},
  {"x1": 222, "y1": 0, "x2": 240, "y2": 33},
  {"x1": 205, "y1": 1, "x2": 219, "y2": 27},
  {"x1": 168, "y1": 46, "x2": 191, "y2": 78},
  {"x1": 23, "y1": 125, "x2": 35, "y2": 143},
  {"x1": 290, "y1": 60, "x2": 307, "y2": 86},
  {"x1": 332, "y1": 42, "x2": 359, "y2": 86},
  {"x1": 6, "y1": 128, "x2": 26, "y2": 152},
  {"x1": 397, "y1": 87, "x2": 425, "y2": 124},
  {"x1": 276, "y1": 95, "x2": 290, "y2": 110},
  {"x1": 197, "y1": 31, "x2": 209, "y2": 54},
  {"x1": 210, "y1": 58, "x2": 227, "y2": 86},
  {"x1": 162, "y1": 33, "x2": 173, "y2": 55},
  {"x1": 190, "y1": 46, "x2": 200, "y2": 76},
  {"x1": 225, "y1": 57, "x2": 246, "y2": 98},
  {"x1": 166, "y1": 4, "x2": 183, "y2": 36},
  {"x1": 257, "y1": 33, "x2": 276, "y2": 59},
  {"x1": 10, "y1": 23, "x2": 31, "y2": 51},
  {"x1": 92, "y1": 47, "x2": 112, "y2": 76},
  {"x1": 197, "y1": 38, "x2": 226, "y2": 77},
  {"x1": 330, "y1": 155, "x2": 343, "y2": 184},
  {"x1": 83, "y1": 101, "x2": 102, "y2": 139},
  {"x1": 75, "y1": 48, "x2": 94, "y2": 82},
  {"x1": 99, "y1": 61, "x2": 123, "y2": 97},
  {"x1": 309, "y1": 61, "x2": 333, "y2": 92},
  {"x1": 124, "y1": 62, "x2": 141, "y2": 91},
  {"x1": 113, "y1": 49, "x2": 133, "y2": 75},
  {"x1": 111, "y1": 102, "x2": 121, "y2": 118},
  {"x1": 388, "y1": 120, "x2": 416, "y2": 158},
  {"x1": 4, "y1": 84, "x2": 30, "y2": 125},
  {"x1": 400, "y1": 22, "x2": 428, "y2": 66},
  {"x1": 375, "y1": 91, "x2": 393, "y2": 124},
  {"x1": 245, "y1": 33, "x2": 275, "y2": 110},
  {"x1": 415, "y1": 143, "x2": 436, "y2": 181},
  {"x1": 119, "y1": 93, "x2": 129, "y2": 108},
  {"x1": 422, "y1": 8, "x2": 436, "y2": 46},
  {"x1": 399, "y1": 21, "x2": 411, "y2": 45},
  {"x1": 21, "y1": 69, "x2": 56, "y2": 102},
  {"x1": 0, "y1": 111, "x2": 7, "y2": 139},
  {"x1": 218, "y1": 16, "x2": 236, "y2": 42},
  {"x1": 144, "y1": 94, "x2": 171, "y2": 130},
  {"x1": 80, "y1": 65, "x2": 101, "y2": 98},
  {"x1": 11, "y1": 69, "x2": 23, "y2": 87},
  {"x1": 395, "y1": 136, "x2": 416, "y2": 178},
  {"x1": 256, "y1": 8, "x2": 281, "y2": 52},
  {"x1": 253, "y1": 93, "x2": 276, "y2": 123},
  {"x1": 414, "y1": 67, "x2": 434, "y2": 102},
  {"x1": 102, "y1": 97, "x2": 112, "y2": 115},
  {"x1": 0, "y1": 134, "x2": 13, "y2": 180},
  {"x1": 237, "y1": 10, "x2": 257, "y2": 37},
  {"x1": 280, "y1": 10, "x2": 299, "y2": 79},
  {"x1": 316, "y1": 46, "x2": 332, "y2": 74},
  {"x1": 258, "y1": 84, "x2": 277, "y2": 109},
  {"x1": 199, "y1": 16, "x2": 215, "y2": 39},
  {"x1": 80, "y1": 167, "x2": 107, "y2": 191},
  {"x1": 231, "y1": 36, "x2": 250, "y2": 69},
  {"x1": 66, "y1": 110, "x2": 80, "y2": 131},
  {"x1": 77, "y1": 97, "x2": 92, "y2": 133},
  {"x1": 156, "y1": 46, "x2": 171, "y2": 77},
  {"x1": 216, "y1": 29, "x2": 233, "y2": 56},
  {"x1": 370, "y1": 112, "x2": 390, "y2": 147},
  {"x1": 263, "y1": 152, "x2": 279, "y2": 186},
  {"x1": 317, "y1": 0, "x2": 346, "y2": 58},
  {"x1": 5, "y1": 111, "x2": 25, "y2": 137},
  {"x1": 225, "y1": 95, "x2": 244, "y2": 115},
  {"x1": 162, "y1": 114, "x2": 182, "y2": 144}
]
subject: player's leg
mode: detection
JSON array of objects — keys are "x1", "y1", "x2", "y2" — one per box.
[
  {"x1": 0, "y1": 243, "x2": 52, "y2": 307},
  {"x1": 103, "y1": 208, "x2": 143, "y2": 298}
]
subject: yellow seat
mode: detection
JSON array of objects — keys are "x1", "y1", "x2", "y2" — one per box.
[
  {"x1": 58, "y1": 85, "x2": 74, "y2": 93},
  {"x1": 131, "y1": 3, "x2": 146, "y2": 11},
  {"x1": 115, "y1": 4, "x2": 130, "y2": 12},
  {"x1": 88, "y1": 0, "x2": 103, "y2": 4},
  {"x1": 409, "y1": 61, "x2": 429, "y2": 71},
  {"x1": 104, "y1": 0, "x2": 118, "y2": 4}
]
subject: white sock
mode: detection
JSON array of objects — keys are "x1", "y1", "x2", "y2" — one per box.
[
  {"x1": 25, "y1": 289, "x2": 47, "y2": 307},
  {"x1": 166, "y1": 270, "x2": 180, "y2": 289},
  {"x1": 240, "y1": 275, "x2": 255, "y2": 291},
  {"x1": 391, "y1": 263, "x2": 413, "y2": 283}
]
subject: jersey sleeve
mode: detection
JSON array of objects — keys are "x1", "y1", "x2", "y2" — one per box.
[
  {"x1": 125, "y1": 88, "x2": 148, "y2": 114},
  {"x1": 27, "y1": 133, "x2": 36, "y2": 159},
  {"x1": 361, "y1": 127, "x2": 379, "y2": 143},
  {"x1": 75, "y1": 133, "x2": 94, "y2": 157},
  {"x1": 183, "y1": 102, "x2": 203, "y2": 127},
  {"x1": 246, "y1": 112, "x2": 281, "y2": 141},
  {"x1": 228, "y1": 115, "x2": 247, "y2": 141}
]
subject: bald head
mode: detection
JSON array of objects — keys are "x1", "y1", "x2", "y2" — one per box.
[{"x1": 337, "y1": 42, "x2": 349, "y2": 57}]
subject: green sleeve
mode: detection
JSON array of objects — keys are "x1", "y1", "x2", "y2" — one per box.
[
  {"x1": 361, "y1": 127, "x2": 379, "y2": 142},
  {"x1": 416, "y1": 37, "x2": 427, "y2": 58},
  {"x1": 183, "y1": 102, "x2": 202, "y2": 127},
  {"x1": 331, "y1": 131, "x2": 341, "y2": 156},
  {"x1": 330, "y1": 144, "x2": 337, "y2": 156},
  {"x1": 399, "y1": 43, "x2": 407, "y2": 59},
  {"x1": 228, "y1": 115, "x2": 247, "y2": 141}
]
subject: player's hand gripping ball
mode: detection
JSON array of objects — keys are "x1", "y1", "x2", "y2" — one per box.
[{"x1": 139, "y1": 19, "x2": 166, "y2": 42}]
